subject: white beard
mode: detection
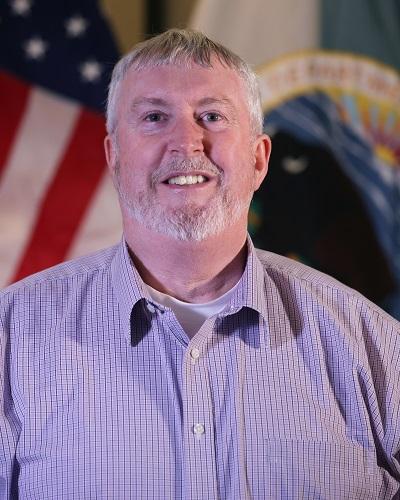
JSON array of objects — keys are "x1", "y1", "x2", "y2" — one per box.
[{"x1": 116, "y1": 156, "x2": 254, "y2": 241}]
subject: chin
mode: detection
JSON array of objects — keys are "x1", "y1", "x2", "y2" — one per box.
[{"x1": 122, "y1": 189, "x2": 249, "y2": 242}]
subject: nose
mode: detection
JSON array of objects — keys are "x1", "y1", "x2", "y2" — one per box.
[{"x1": 168, "y1": 118, "x2": 204, "y2": 157}]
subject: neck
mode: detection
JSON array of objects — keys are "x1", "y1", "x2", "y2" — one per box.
[{"x1": 123, "y1": 218, "x2": 248, "y2": 303}]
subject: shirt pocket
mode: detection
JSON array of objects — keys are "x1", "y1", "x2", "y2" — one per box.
[{"x1": 246, "y1": 439, "x2": 399, "y2": 500}]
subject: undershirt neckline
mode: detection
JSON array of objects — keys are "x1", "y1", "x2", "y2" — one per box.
[{"x1": 146, "y1": 281, "x2": 240, "y2": 338}]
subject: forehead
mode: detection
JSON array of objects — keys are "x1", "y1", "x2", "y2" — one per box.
[{"x1": 117, "y1": 60, "x2": 248, "y2": 108}]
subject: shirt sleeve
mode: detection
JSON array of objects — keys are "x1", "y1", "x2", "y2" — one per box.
[
  {"x1": 357, "y1": 300, "x2": 400, "y2": 485},
  {"x1": 0, "y1": 296, "x2": 20, "y2": 499}
]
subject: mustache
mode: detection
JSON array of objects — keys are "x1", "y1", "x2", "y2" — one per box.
[{"x1": 151, "y1": 156, "x2": 222, "y2": 186}]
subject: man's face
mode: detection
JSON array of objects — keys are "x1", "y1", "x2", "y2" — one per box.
[{"x1": 105, "y1": 59, "x2": 270, "y2": 241}]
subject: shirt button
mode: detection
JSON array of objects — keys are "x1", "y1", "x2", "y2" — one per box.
[
  {"x1": 146, "y1": 303, "x2": 156, "y2": 313},
  {"x1": 193, "y1": 423, "x2": 205, "y2": 436},
  {"x1": 190, "y1": 347, "x2": 201, "y2": 361}
]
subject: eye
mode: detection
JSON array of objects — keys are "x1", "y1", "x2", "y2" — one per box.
[
  {"x1": 144, "y1": 112, "x2": 164, "y2": 122},
  {"x1": 201, "y1": 112, "x2": 223, "y2": 123}
]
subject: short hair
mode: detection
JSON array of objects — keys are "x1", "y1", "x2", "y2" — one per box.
[{"x1": 106, "y1": 29, "x2": 263, "y2": 136}]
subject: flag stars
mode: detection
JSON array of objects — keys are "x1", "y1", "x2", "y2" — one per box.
[
  {"x1": 65, "y1": 15, "x2": 88, "y2": 38},
  {"x1": 24, "y1": 37, "x2": 48, "y2": 60},
  {"x1": 10, "y1": 0, "x2": 32, "y2": 16},
  {"x1": 80, "y1": 60, "x2": 102, "y2": 82}
]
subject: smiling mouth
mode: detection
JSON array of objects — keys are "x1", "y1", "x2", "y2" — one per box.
[{"x1": 165, "y1": 175, "x2": 208, "y2": 186}]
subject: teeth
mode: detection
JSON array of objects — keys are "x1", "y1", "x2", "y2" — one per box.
[{"x1": 167, "y1": 175, "x2": 207, "y2": 185}]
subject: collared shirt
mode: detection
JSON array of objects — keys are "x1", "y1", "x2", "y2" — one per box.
[{"x1": 1, "y1": 238, "x2": 400, "y2": 499}]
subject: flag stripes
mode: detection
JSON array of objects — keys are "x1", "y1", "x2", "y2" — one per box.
[
  {"x1": 0, "y1": 72, "x2": 30, "y2": 180},
  {"x1": 0, "y1": 84, "x2": 78, "y2": 285},
  {"x1": 10, "y1": 109, "x2": 107, "y2": 283},
  {"x1": 0, "y1": 74, "x2": 120, "y2": 287},
  {"x1": 67, "y1": 170, "x2": 121, "y2": 261}
]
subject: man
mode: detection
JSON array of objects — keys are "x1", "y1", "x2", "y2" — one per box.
[{"x1": 1, "y1": 29, "x2": 400, "y2": 500}]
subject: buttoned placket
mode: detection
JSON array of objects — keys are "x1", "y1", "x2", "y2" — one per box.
[{"x1": 182, "y1": 318, "x2": 219, "y2": 500}]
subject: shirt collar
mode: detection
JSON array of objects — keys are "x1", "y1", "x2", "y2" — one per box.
[
  {"x1": 224, "y1": 236, "x2": 292, "y2": 347},
  {"x1": 110, "y1": 238, "x2": 152, "y2": 342},
  {"x1": 111, "y1": 235, "x2": 292, "y2": 347},
  {"x1": 227, "y1": 236, "x2": 270, "y2": 321}
]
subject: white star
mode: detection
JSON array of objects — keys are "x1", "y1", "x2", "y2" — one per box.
[
  {"x1": 80, "y1": 60, "x2": 102, "y2": 82},
  {"x1": 24, "y1": 37, "x2": 47, "y2": 60},
  {"x1": 10, "y1": 0, "x2": 32, "y2": 16},
  {"x1": 65, "y1": 15, "x2": 88, "y2": 38}
]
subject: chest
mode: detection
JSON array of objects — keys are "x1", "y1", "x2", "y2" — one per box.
[{"x1": 13, "y1": 319, "x2": 395, "y2": 499}]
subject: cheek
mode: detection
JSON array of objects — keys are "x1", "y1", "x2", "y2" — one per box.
[
  {"x1": 217, "y1": 144, "x2": 255, "y2": 182},
  {"x1": 212, "y1": 132, "x2": 253, "y2": 163},
  {"x1": 118, "y1": 165, "x2": 143, "y2": 194},
  {"x1": 118, "y1": 140, "x2": 164, "y2": 178}
]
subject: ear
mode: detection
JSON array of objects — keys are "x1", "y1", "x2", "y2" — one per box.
[
  {"x1": 104, "y1": 135, "x2": 118, "y2": 176},
  {"x1": 253, "y1": 133, "x2": 271, "y2": 191}
]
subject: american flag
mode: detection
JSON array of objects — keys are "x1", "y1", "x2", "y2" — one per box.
[{"x1": 0, "y1": 0, "x2": 122, "y2": 287}]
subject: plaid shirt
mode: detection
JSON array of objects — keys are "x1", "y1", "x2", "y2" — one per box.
[{"x1": 1, "y1": 237, "x2": 400, "y2": 499}]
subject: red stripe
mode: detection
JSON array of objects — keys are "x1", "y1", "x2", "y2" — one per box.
[
  {"x1": 11, "y1": 109, "x2": 107, "y2": 282},
  {"x1": 0, "y1": 71, "x2": 31, "y2": 180}
]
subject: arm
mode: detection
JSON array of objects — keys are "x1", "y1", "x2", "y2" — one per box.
[
  {"x1": 0, "y1": 299, "x2": 20, "y2": 499},
  {"x1": 357, "y1": 301, "x2": 400, "y2": 494}
]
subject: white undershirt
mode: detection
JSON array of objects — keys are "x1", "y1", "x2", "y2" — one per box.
[{"x1": 146, "y1": 282, "x2": 240, "y2": 338}]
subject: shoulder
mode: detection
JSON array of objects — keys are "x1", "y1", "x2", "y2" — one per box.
[
  {"x1": 255, "y1": 248, "x2": 400, "y2": 410},
  {"x1": 256, "y1": 247, "x2": 355, "y2": 289},
  {"x1": 255, "y1": 247, "x2": 400, "y2": 331},
  {"x1": 0, "y1": 244, "x2": 119, "y2": 308}
]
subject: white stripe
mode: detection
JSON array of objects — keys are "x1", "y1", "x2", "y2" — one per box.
[
  {"x1": 66, "y1": 170, "x2": 122, "y2": 260},
  {"x1": 0, "y1": 87, "x2": 80, "y2": 286}
]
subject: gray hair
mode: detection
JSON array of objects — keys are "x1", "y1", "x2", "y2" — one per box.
[{"x1": 106, "y1": 29, "x2": 263, "y2": 136}]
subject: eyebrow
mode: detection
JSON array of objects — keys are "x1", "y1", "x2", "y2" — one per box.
[
  {"x1": 197, "y1": 97, "x2": 236, "y2": 109},
  {"x1": 129, "y1": 97, "x2": 168, "y2": 110}
]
